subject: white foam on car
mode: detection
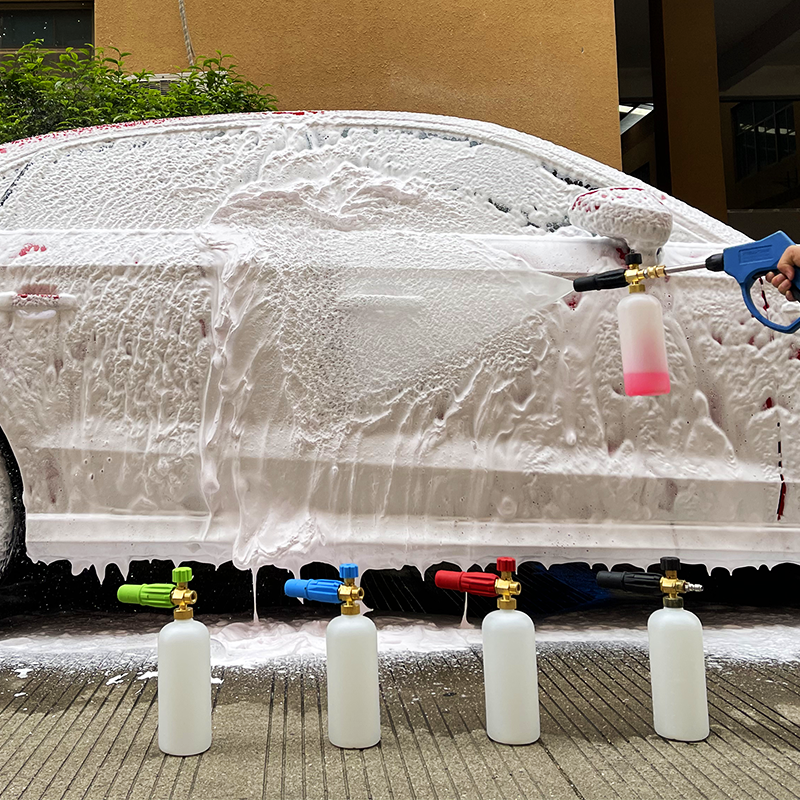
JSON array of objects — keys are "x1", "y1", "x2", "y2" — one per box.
[
  {"x1": 568, "y1": 186, "x2": 674, "y2": 260},
  {"x1": 1, "y1": 111, "x2": 797, "y2": 583}
]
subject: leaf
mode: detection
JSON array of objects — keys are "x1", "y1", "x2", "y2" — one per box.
[{"x1": 0, "y1": 44, "x2": 278, "y2": 144}]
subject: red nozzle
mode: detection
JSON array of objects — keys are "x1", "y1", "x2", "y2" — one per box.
[
  {"x1": 496, "y1": 557, "x2": 516, "y2": 574},
  {"x1": 434, "y1": 570, "x2": 498, "y2": 597}
]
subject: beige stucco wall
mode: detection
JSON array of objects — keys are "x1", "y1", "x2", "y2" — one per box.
[{"x1": 92, "y1": 0, "x2": 620, "y2": 167}]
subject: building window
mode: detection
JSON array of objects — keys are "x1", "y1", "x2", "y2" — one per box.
[
  {"x1": 0, "y1": 2, "x2": 93, "y2": 51},
  {"x1": 733, "y1": 100, "x2": 796, "y2": 181}
]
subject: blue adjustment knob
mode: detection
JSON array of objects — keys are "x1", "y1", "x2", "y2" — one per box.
[
  {"x1": 339, "y1": 563, "x2": 359, "y2": 580},
  {"x1": 283, "y1": 578, "x2": 342, "y2": 604}
]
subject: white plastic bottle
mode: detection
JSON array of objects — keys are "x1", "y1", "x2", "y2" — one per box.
[
  {"x1": 483, "y1": 606, "x2": 540, "y2": 744},
  {"x1": 285, "y1": 563, "x2": 380, "y2": 749},
  {"x1": 617, "y1": 288, "x2": 670, "y2": 396},
  {"x1": 436, "y1": 557, "x2": 540, "y2": 745},
  {"x1": 327, "y1": 611, "x2": 381, "y2": 748},
  {"x1": 158, "y1": 614, "x2": 213, "y2": 755},
  {"x1": 648, "y1": 602, "x2": 709, "y2": 741},
  {"x1": 118, "y1": 566, "x2": 212, "y2": 756}
]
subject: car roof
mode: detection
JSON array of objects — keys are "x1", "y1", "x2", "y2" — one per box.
[{"x1": 0, "y1": 110, "x2": 745, "y2": 246}]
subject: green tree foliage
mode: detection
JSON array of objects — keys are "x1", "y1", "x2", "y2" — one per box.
[{"x1": 0, "y1": 43, "x2": 278, "y2": 143}]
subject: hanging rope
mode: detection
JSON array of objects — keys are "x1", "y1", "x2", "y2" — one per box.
[{"x1": 178, "y1": 0, "x2": 196, "y2": 67}]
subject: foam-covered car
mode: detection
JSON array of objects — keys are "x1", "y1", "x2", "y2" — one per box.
[{"x1": 0, "y1": 110, "x2": 797, "y2": 580}]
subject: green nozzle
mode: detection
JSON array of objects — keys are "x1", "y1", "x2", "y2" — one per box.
[{"x1": 117, "y1": 582, "x2": 175, "y2": 608}]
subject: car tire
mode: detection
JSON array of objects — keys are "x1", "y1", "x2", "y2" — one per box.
[{"x1": 0, "y1": 427, "x2": 24, "y2": 583}]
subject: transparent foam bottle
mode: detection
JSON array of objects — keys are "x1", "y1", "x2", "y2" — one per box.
[{"x1": 617, "y1": 287, "x2": 670, "y2": 396}]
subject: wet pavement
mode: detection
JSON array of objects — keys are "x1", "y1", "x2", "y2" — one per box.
[{"x1": 0, "y1": 611, "x2": 799, "y2": 799}]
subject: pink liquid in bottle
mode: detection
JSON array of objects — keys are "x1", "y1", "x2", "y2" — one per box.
[
  {"x1": 617, "y1": 292, "x2": 670, "y2": 397},
  {"x1": 623, "y1": 371, "x2": 670, "y2": 396}
]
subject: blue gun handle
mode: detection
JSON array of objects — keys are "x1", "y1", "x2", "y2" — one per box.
[{"x1": 723, "y1": 232, "x2": 800, "y2": 334}]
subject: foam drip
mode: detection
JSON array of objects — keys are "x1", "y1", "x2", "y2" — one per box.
[{"x1": 0, "y1": 111, "x2": 796, "y2": 585}]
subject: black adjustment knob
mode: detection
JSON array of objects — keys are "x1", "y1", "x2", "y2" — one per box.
[
  {"x1": 660, "y1": 556, "x2": 681, "y2": 573},
  {"x1": 625, "y1": 252, "x2": 643, "y2": 265}
]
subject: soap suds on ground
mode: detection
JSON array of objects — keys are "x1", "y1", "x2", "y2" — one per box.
[{"x1": 0, "y1": 607, "x2": 798, "y2": 671}]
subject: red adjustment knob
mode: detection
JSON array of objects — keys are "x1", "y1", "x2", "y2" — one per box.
[
  {"x1": 434, "y1": 570, "x2": 498, "y2": 597},
  {"x1": 496, "y1": 557, "x2": 516, "y2": 574}
]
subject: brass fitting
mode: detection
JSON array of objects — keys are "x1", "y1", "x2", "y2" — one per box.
[
  {"x1": 660, "y1": 570, "x2": 703, "y2": 609},
  {"x1": 338, "y1": 577, "x2": 364, "y2": 615},
  {"x1": 496, "y1": 569, "x2": 521, "y2": 610},
  {"x1": 171, "y1": 582, "x2": 197, "y2": 620},
  {"x1": 624, "y1": 264, "x2": 667, "y2": 293}
]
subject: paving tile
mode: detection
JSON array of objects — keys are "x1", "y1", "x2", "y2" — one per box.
[{"x1": 0, "y1": 642, "x2": 799, "y2": 799}]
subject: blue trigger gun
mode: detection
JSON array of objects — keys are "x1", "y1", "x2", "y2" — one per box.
[{"x1": 714, "y1": 232, "x2": 800, "y2": 334}]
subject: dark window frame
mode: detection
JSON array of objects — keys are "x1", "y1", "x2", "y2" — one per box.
[
  {"x1": 0, "y1": 1, "x2": 94, "y2": 53},
  {"x1": 733, "y1": 100, "x2": 796, "y2": 182}
]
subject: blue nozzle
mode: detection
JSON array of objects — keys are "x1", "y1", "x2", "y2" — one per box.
[
  {"x1": 339, "y1": 563, "x2": 359, "y2": 580},
  {"x1": 284, "y1": 578, "x2": 343, "y2": 604},
  {"x1": 284, "y1": 579, "x2": 309, "y2": 599}
]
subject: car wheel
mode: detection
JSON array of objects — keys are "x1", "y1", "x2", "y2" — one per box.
[{"x1": 0, "y1": 427, "x2": 24, "y2": 583}]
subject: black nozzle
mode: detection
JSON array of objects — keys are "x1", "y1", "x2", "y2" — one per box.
[
  {"x1": 705, "y1": 253, "x2": 724, "y2": 272},
  {"x1": 660, "y1": 556, "x2": 681, "y2": 573},
  {"x1": 573, "y1": 268, "x2": 629, "y2": 293},
  {"x1": 596, "y1": 570, "x2": 662, "y2": 594}
]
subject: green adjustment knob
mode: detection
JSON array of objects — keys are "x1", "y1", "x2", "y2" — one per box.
[
  {"x1": 172, "y1": 566, "x2": 193, "y2": 584},
  {"x1": 117, "y1": 583, "x2": 175, "y2": 608}
]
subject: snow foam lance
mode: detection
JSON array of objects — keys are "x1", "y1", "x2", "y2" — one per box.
[
  {"x1": 435, "y1": 558, "x2": 540, "y2": 745},
  {"x1": 117, "y1": 566, "x2": 212, "y2": 756},
  {"x1": 284, "y1": 563, "x2": 380, "y2": 749},
  {"x1": 596, "y1": 557, "x2": 709, "y2": 741}
]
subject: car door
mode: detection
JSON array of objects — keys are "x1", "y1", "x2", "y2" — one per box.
[{"x1": 0, "y1": 231, "x2": 215, "y2": 564}]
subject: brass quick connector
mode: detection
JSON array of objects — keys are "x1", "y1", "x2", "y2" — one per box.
[
  {"x1": 660, "y1": 569, "x2": 703, "y2": 609},
  {"x1": 660, "y1": 576, "x2": 704, "y2": 598},
  {"x1": 495, "y1": 578, "x2": 521, "y2": 610},
  {"x1": 624, "y1": 264, "x2": 668, "y2": 293},
  {"x1": 171, "y1": 567, "x2": 197, "y2": 620},
  {"x1": 338, "y1": 578, "x2": 364, "y2": 616},
  {"x1": 171, "y1": 584, "x2": 197, "y2": 620}
]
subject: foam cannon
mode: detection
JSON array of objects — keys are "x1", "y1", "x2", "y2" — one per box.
[
  {"x1": 596, "y1": 556, "x2": 709, "y2": 742},
  {"x1": 435, "y1": 558, "x2": 540, "y2": 745},
  {"x1": 568, "y1": 188, "x2": 800, "y2": 397},
  {"x1": 284, "y1": 564, "x2": 381, "y2": 749},
  {"x1": 117, "y1": 566, "x2": 212, "y2": 756}
]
